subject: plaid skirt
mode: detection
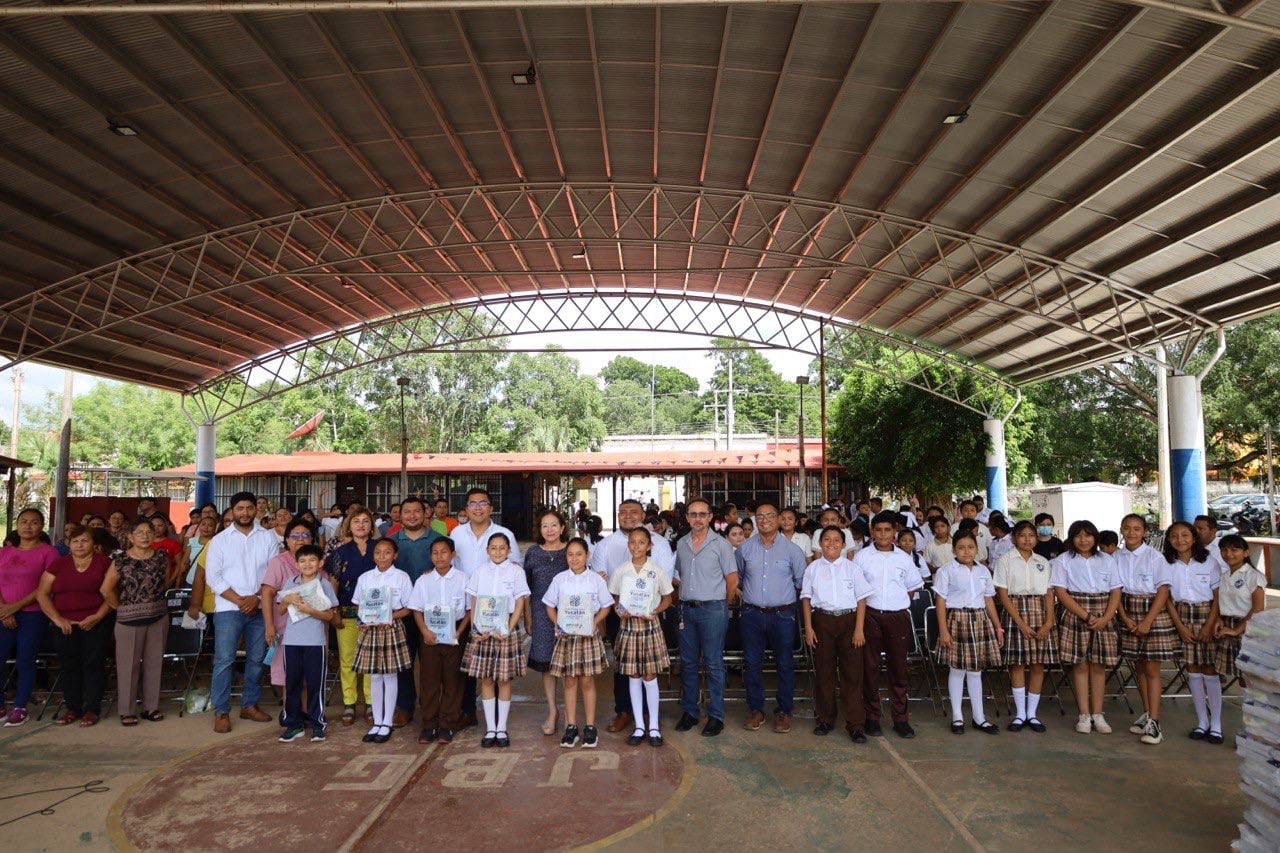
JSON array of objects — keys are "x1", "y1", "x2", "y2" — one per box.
[
  {"x1": 1058, "y1": 591, "x2": 1119, "y2": 667},
  {"x1": 1002, "y1": 594, "x2": 1059, "y2": 667},
  {"x1": 352, "y1": 621, "x2": 412, "y2": 674},
  {"x1": 1120, "y1": 593, "x2": 1179, "y2": 661},
  {"x1": 614, "y1": 616, "x2": 670, "y2": 676},
  {"x1": 549, "y1": 633, "x2": 608, "y2": 678},
  {"x1": 462, "y1": 629, "x2": 526, "y2": 682},
  {"x1": 937, "y1": 608, "x2": 1002, "y2": 671},
  {"x1": 1214, "y1": 615, "x2": 1244, "y2": 678},
  {"x1": 1176, "y1": 601, "x2": 1215, "y2": 668}
]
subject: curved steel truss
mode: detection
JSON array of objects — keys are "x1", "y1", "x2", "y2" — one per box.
[
  {"x1": 0, "y1": 183, "x2": 1216, "y2": 391},
  {"x1": 183, "y1": 292, "x2": 1020, "y2": 423}
]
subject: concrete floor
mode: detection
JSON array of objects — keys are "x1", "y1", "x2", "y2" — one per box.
[{"x1": 0, "y1": 672, "x2": 1245, "y2": 853}]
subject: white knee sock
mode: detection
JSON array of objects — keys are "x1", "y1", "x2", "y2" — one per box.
[
  {"x1": 1205, "y1": 675, "x2": 1223, "y2": 735},
  {"x1": 497, "y1": 698, "x2": 511, "y2": 735},
  {"x1": 1012, "y1": 687, "x2": 1027, "y2": 721},
  {"x1": 629, "y1": 678, "x2": 646, "y2": 735},
  {"x1": 482, "y1": 697, "x2": 497, "y2": 733},
  {"x1": 948, "y1": 669, "x2": 965, "y2": 723},
  {"x1": 966, "y1": 671, "x2": 986, "y2": 725},
  {"x1": 1027, "y1": 692, "x2": 1041, "y2": 720},
  {"x1": 644, "y1": 679, "x2": 661, "y2": 734},
  {"x1": 1188, "y1": 673, "x2": 1209, "y2": 730},
  {"x1": 372, "y1": 674, "x2": 397, "y2": 730}
]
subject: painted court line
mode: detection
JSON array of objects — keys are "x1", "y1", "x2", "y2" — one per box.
[
  {"x1": 875, "y1": 738, "x2": 986, "y2": 853},
  {"x1": 338, "y1": 742, "x2": 438, "y2": 853}
]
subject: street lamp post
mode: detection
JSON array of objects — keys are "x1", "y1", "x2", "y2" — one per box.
[
  {"x1": 796, "y1": 376, "x2": 810, "y2": 511},
  {"x1": 396, "y1": 377, "x2": 410, "y2": 502}
]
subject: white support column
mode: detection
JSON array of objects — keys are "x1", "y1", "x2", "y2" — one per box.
[
  {"x1": 983, "y1": 417, "x2": 1008, "y2": 513},
  {"x1": 1155, "y1": 345, "x2": 1172, "y2": 528},
  {"x1": 195, "y1": 421, "x2": 216, "y2": 508},
  {"x1": 1168, "y1": 372, "x2": 1207, "y2": 522}
]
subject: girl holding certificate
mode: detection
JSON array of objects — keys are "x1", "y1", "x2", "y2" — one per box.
[
  {"x1": 543, "y1": 538, "x2": 612, "y2": 748},
  {"x1": 462, "y1": 533, "x2": 531, "y2": 748},
  {"x1": 607, "y1": 528, "x2": 674, "y2": 747},
  {"x1": 352, "y1": 538, "x2": 413, "y2": 744}
]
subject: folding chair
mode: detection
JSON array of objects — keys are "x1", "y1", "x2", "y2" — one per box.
[
  {"x1": 1105, "y1": 657, "x2": 1137, "y2": 713},
  {"x1": 32, "y1": 623, "x2": 64, "y2": 721},
  {"x1": 162, "y1": 589, "x2": 205, "y2": 716}
]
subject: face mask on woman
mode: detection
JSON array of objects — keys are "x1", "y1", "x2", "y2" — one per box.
[{"x1": 1037, "y1": 525, "x2": 1054, "y2": 537}]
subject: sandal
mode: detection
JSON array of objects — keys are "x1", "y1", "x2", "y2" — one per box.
[
  {"x1": 541, "y1": 708, "x2": 558, "y2": 737},
  {"x1": 140, "y1": 710, "x2": 165, "y2": 722},
  {"x1": 341, "y1": 706, "x2": 356, "y2": 727},
  {"x1": 56, "y1": 710, "x2": 81, "y2": 726},
  {"x1": 79, "y1": 712, "x2": 99, "y2": 728},
  {"x1": 120, "y1": 715, "x2": 139, "y2": 727}
]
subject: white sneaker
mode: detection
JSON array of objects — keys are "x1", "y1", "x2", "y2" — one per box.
[
  {"x1": 1129, "y1": 712, "x2": 1149, "y2": 734},
  {"x1": 1091, "y1": 713, "x2": 1112, "y2": 734},
  {"x1": 1075, "y1": 714, "x2": 1092, "y2": 734},
  {"x1": 1140, "y1": 719, "x2": 1163, "y2": 745}
]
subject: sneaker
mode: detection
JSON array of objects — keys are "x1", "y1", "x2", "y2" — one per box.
[
  {"x1": 560, "y1": 725, "x2": 581, "y2": 748},
  {"x1": 581, "y1": 726, "x2": 599, "y2": 748},
  {"x1": 310, "y1": 730, "x2": 327, "y2": 743},
  {"x1": 1091, "y1": 714, "x2": 1112, "y2": 734},
  {"x1": 1075, "y1": 714, "x2": 1092, "y2": 734},
  {"x1": 437, "y1": 728, "x2": 454, "y2": 744},
  {"x1": 1140, "y1": 719, "x2": 1163, "y2": 745},
  {"x1": 813, "y1": 721, "x2": 834, "y2": 736},
  {"x1": 848, "y1": 727, "x2": 867, "y2": 744},
  {"x1": 3, "y1": 707, "x2": 29, "y2": 727},
  {"x1": 1129, "y1": 712, "x2": 1150, "y2": 735},
  {"x1": 278, "y1": 726, "x2": 306, "y2": 742}
]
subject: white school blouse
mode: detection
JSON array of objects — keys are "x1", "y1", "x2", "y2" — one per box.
[
  {"x1": 853, "y1": 546, "x2": 925, "y2": 611},
  {"x1": 1168, "y1": 557, "x2": 1219, "y2": 605},
  {"x1": 932, "y1": 560, "x2": 995, "y2": 610},
  {"x1": 465, "y1": 559, "x2": 531, "y2": 615},
  {"x1": 923, "y1": 539, "x2": 954, "y2": 572},
  {"x1": 607, "y1": 559, "x2": 674, "y2": 614},
  {"x1": 541, "y1": 568, "x2": 613, "y2": 613},
  {"x1": 1113, "y1": 543, "x2": 1172, "y2": 595},
  {"x1": 352, "y1": 566, "x2": 414, "y2": 624},
  {"x1": 801, "y1": 557, "x2": 873, "y2": 611},
  {"x1": 1049, "y1": 552, "x2": 1122, "y2": 595},
  {"x1": 786, "y1": 531, "x2": 812, "y2": 557},
  {"x1": 407, "y1": 567, "x2": 469, "y2": 615},
  {"x1": 1217, "y1": 564, "x2": 1265, "y2": 617},
  {"x1": 992, "y1": 550, "x2": 1052, "y2": 596}
]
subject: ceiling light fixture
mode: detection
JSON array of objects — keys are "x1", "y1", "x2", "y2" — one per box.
[
  {"x1": 108, "y1": 121, "x2": 138, "y2": 137},
  {"x1": 571, "y1": 245, "x2": 587, "y2": 260},
  {"x1": 942, "y1": 108, "x2": 969, "y2": 125},
  {"x1": 512, "y1": 65, "x2": 536, "y2": 86}
]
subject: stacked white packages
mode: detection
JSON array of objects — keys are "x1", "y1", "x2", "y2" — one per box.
[{"x1": 1235, "y1": 606, "x2": 1280, "y2": 852}]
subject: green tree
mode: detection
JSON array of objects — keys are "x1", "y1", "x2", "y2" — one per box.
[
  {"x1": 487, "y1": 349, "x2": 606, "y2": 451},
  {"x1": 598, "y1": 356, "x2": 707, "y2": 435},
  {"x1": 706, "y1": 338, "x2": 797, "y2": 433}
]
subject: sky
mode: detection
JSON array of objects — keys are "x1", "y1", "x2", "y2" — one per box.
[{"x1": 0, "y1": 327, "x2": 816, "y2": 429}]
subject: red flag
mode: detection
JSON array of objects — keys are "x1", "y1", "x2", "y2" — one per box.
[{"x1": 286, "y1": 410, "x2": 325, "y2": 440}]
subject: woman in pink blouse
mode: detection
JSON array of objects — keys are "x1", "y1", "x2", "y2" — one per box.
[{"x1": 0, "y1": 508, "x2": 60, "y2": 726}]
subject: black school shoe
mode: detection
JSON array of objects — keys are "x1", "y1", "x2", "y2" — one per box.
[
  {"x1": 1207, "y1": 730, "x2": 1225, "y2": 745},
  {"x1": 973, "y1": 720, "x2": 999, "y2": 735},
  {"x1": 627, "y1": 731, "x2": 646, "y2": 746},
  {"x1": 675, "y1": 713, "x2": 699, "y2": 732},
  {"x1": 481, "y1": 731, "x2": 497, "y2": 748},
  {"x1": 848, "y1": 727, "x2": 867, "y2": 744},
  {"x1": 495, "y1": 732, "x2": 510, "y2": 748},
  {"x1": 648, "y1": 731, "x2": 664, "y2": 747},
  {"x1": 951, "y1": 721, "x2": 965, "y2": 735},
  {"x1": 436, "y1": 728, "x2": 454, "y2": 744},
  {"x1": 1026, "y1": 718, "x2": 1047, "y2": 733},
  {"x1": 1007, "y1": 718, "x2": 1025, "y2": 732},
  {"x1": 418, "y1": 727, "x2": 437, "y2": 745},
  {"x1": 1189, "y1": 727, "x2": 1207, "y2": 740},
  {"x1": 893, "y1": 721, "x2": 916, "y2": 739},
  {"x1": 813, "y1": 721, "x2": 834, "y2": 736},
  {"x1": 865, "y1": 719, "x2": 883, "y2": 737},
  {"x1": 701, "y1": 718, "x2": 725, "y2": 737}
]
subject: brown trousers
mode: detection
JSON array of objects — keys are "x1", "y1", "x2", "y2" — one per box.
[
  {"x1": 115, "y1": 617, "x2": 169, "y2": 717},
  {"x1": 863, "y1": 607, "x2": 913, "y2": 723},
  {"x1": 813, "y1": 610, "x2": 865, "y2": 729},
  {"x1": 419, "y1": 641, "x2": 465, "y2": 728}
]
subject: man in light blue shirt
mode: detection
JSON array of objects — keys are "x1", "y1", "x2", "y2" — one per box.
[{"x1": 735, "y1": 502, "x2": 807, "y2": 733}]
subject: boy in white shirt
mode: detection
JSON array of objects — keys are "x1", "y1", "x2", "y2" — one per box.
[{"x1": 408, "y1": 537, "x2": 470, "y2": 745}]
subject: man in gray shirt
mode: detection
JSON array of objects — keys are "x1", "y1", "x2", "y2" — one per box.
[
  {"x1": 735, "y1": 502, "x2": 807, "y2": 733},
  {"x1": 674, "y1": 498, "x2": 739, "y2": 737}
]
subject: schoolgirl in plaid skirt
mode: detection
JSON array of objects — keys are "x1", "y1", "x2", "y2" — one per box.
[
  {"x1": 463, "y1": 534, "x2": 530, "y2": 749},
  {"x1": 607, "y1": 528, "x2": 675, "y2": 747},
  {"x1": 1165, "y1": 520, "x2": 1223, "y2": 743},
  {"x1": 934, "y1": 532, "x2": 1004, "y2": 736},
  {"x1": 993, "y1": 520, "x2": 1057, "y2": 733},
  {"x1": 541, "y1": 538, "x2": 613, "y2": 749},
  {"x1": 1114, "y1": 514, "x2": 1178, "y2": 745},
  {"x1": 351, "y1": 540, "x2": 414, "y2": 744},
  {"x1": 1050, "y1": 520, "x2": 1123, "y2": 736},
  {"x1": 1212, "y1": 536, "x2": 1266, "y2": 710}
]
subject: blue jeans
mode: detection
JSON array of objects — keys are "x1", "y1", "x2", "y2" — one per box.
[
  {"x1": 0, "y1": 611, "x2": 47, "y2": 708},
  {"x1": 212, "y1": 610, "x2": 266, "y2": 715},
  {"x1": 741, "y1": 605, "x2": 796, "y2": 715},
  {"x1": 678, "y1": 600, "x2": 729, "y2": 722}
]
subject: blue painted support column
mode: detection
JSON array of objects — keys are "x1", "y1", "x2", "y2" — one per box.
[
  {"x1": 1168, "y1": 372, "x2": 1207, "y2": 522},
  {"x1": 195, "y1": 421, "x2": 216, "y2": 509},
  {"x1": 983, "y1": 417, "x2": 1008, "y2": 513}
]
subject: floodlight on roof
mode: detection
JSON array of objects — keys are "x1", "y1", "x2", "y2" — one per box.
[
  {"x1": 942, "y1": 109, "x2": 969, "y2": 125},
  {"x1": 571, "y1": 245, "x2": 588, "y2": 260},
  {"x1": 108, "y1": 121, "x2": 138, "y2": 137},
  {"x1": 512, "y1": 65, "x2": 536, "y2": 86}
]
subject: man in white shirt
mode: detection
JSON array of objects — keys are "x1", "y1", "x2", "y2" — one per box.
[
  {"x1": 205, "y1": 490, "x2": 281, "y2": 733},
  {"x1": 590, "y1": 499, "x2": 675, "y2": 735}
]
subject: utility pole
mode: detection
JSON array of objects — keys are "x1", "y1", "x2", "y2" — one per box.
[
  {"x1": 8, "y1": 367, "x2": 22, "y2": 458},
  {"x1": 650, "y1": 363, "x2": 656, "y2": 448},
  {"x1": 796, "y1": 375, "x2": 809, "y2": 511},
  {"x1": 1267, "y1": 423, "x2": 1275, "y2": 536},
  {"x1": 53, "y1": 371, "x2": 72, "y2": 543},
  {"x1": 396, "y1": 377, "x2": 410, "y2": 503},
  {"x1": 704, "y1": 390, "x2": 721, "y2": 451},
  {"x1": 774, "y1": 409, "x2": 780, "y2": 450},
  {"x1": 726, "y1": 357, "x2": 735, "y2": 450}
]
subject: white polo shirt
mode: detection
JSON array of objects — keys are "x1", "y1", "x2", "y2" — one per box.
[
  {"x1": 1114, "y1": 543, "x2": 1172, "y2": 595},
  {"x1": 1218, "y1": 564, "x2": 1265, "y2": 617},
  {"x1": 1049, "y1": 552, "x2": 1122, "y2": 595},
  {"x1": 932, "y1": 560, "x2": 995, "y2": 610},
  {"x1": 464, "y1": 559, "x2": 530, "y2": 615},
  {"x1": 451, "y1": 520, "x2": 522, "y2": 578},
  {"x1": 993, "y1": 549, "x2": 1052, "y2": 596},
  {"x1": 407, "y1": 566, "x2": 469, "y2": 616},
  {"x1": 542, "y1": 568, "x2": 613, "y2": 613},
  {"x1": 853, "y1": 546, "x2": 924, "y2": 611},
  {"x1": 801, "y1": 556, "x2": 873, "y2": 611},
  {"x1": 588, "y1": 528, "x2": 676, "y2": 582},
  {"x1": 1168, "y1": 557, "x2": 1219, "y2": 604}
]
